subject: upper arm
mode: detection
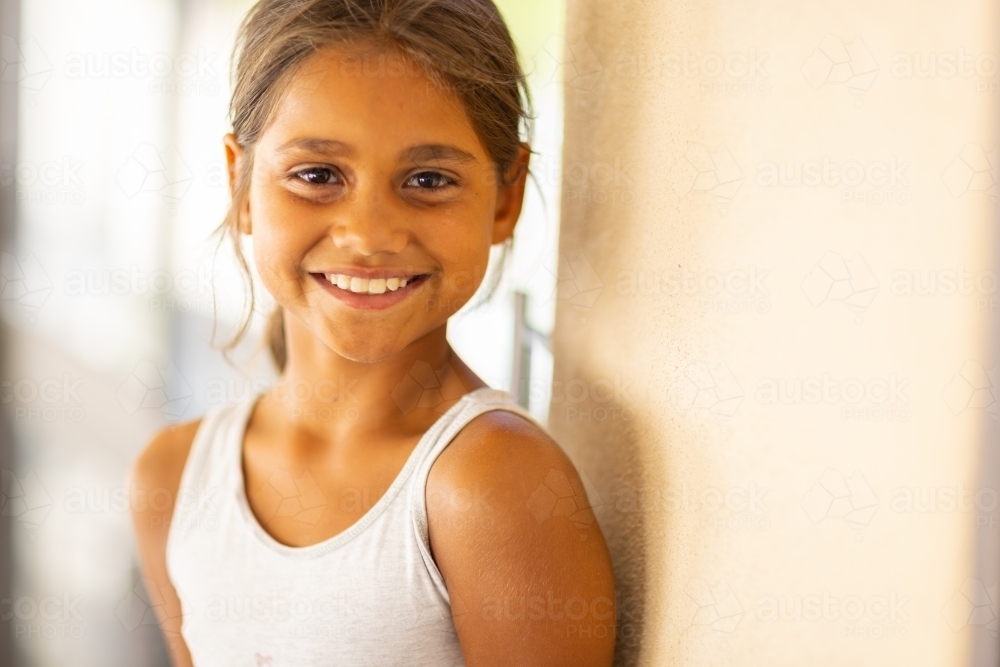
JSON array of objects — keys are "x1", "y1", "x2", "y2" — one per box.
[
  {"x1": 127, "y1": 419, "x2": 201, "y2": 667},
  {"x1": 427, "y1": 411, "x2": 616, "y2": 667}
]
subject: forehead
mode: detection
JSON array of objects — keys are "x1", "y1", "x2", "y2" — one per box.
[{"x1": 257, "y1": 43, "x2": 487, "y2": 160}]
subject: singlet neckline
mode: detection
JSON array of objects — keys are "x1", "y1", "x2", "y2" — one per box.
[{"x1": 232, "y1": 385, "x2": 498, "y2": 558}]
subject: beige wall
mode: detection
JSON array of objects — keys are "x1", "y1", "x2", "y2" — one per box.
[{"x1": 550, "y1": 1, "x2": 1000, "y2": 665}]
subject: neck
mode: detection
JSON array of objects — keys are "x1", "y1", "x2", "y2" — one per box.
[{"x1": 262, "y1": 311, "x2": 485, "y2": 444}]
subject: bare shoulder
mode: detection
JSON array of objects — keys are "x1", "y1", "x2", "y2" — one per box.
[
  {"x1": 426, "y1": 408, "x2": 616, "y2": 666},
  {"x1": 430, "y1": 408, "x2": 573, "y2": 492},
  {"x1": 427, "y1": 407, "x2": 601, "y2": 541},
  {"x1": 128, "y1": 418, "x2": 203, "y2": 517}
]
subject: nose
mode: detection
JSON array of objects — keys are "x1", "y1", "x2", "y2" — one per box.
[{"x1": 329, "y1": 184, "x2": 408, "y2": 256}]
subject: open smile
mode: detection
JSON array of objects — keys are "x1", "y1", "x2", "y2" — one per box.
[{"x1": 310, "y1": 272, "x2": 431, "y2": 310}]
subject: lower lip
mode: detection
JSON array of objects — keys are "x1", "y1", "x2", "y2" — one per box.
[{"x1": 311, "y1": 273, "x2": 430, "y2": 310}]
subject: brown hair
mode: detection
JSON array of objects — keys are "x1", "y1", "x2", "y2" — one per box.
[{"x1": 215, "y1": 0, "x2": 533, "y2": 372}]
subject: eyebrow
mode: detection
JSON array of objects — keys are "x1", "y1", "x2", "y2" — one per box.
[
  {"x1": 275, "y1": 138, "x2": 477, "y2": 165},
  {"x1": 276, "y1": 137, "x2": 354, "y2": 155},
  {"x1": 399, "y1": 144, "x2": 477, "y2": 165}
]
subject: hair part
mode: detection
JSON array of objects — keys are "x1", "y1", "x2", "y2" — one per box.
[{"x1": 213, "y1": 0, "x2": 533, "y2": 372}]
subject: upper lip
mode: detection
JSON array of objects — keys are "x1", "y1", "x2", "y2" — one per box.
[{"x1": 310, "y1": 267, "x2": 431, "y2": 280}]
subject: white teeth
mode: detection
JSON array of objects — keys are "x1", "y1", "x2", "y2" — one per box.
[{"x1": 325, "y1": 274, "x2": 416, "y2": 294}]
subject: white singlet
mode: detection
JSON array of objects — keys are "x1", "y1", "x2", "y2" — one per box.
[{"x1": 165, "y1": 386, "x2": 542, "y2": 666}]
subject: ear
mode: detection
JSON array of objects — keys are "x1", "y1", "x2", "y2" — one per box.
[
  {"x1": 224, "y1": 133, "x2": 252, "y2": 235},
  {"x1": 491, "y1": 143, "x2": 531, "y2": 245}
]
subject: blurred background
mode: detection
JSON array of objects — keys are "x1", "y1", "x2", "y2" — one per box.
[
  {"x1": 0, "y1": 0, "x2": 564, "y2": 664},
  {"x1": 3, "y1": 1, "x2": 1000, "y2": 666}
]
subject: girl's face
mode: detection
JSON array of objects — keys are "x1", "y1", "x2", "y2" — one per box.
[{"x1": 227, "y1": 44, "x2": 529, "y2": 364}]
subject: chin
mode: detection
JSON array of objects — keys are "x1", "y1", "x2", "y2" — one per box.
[{"x1": 323, "y1": 331, "x2": 403, "y2": 364}]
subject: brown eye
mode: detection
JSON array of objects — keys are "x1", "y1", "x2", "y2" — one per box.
[
  {"x1": 406, "y1": 171, "x2": 453, "y2": 189},
  {"x1": 295, "y1": 167, "x2": 339, "y2": 185}
]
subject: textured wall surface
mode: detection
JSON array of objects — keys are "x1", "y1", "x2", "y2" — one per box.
[{"x1": 549, "y1": 1, "x2": 1000, "y2": 665}]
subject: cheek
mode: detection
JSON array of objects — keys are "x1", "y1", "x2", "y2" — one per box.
[
  {"x1": 249, "y1": 182, "x2": 314, "y2": 288},
  {"x1": 431, "y1": 208, "x2": 494, "y2": 297}
]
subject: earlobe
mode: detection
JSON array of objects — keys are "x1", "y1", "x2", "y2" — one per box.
[{"x1": 237, "y1": 198, "x2": 252, "y2": 235}]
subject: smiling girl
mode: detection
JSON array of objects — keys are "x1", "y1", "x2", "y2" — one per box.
[{"x1": 128, "y1": 1, "x2": 616, "y2": 665}]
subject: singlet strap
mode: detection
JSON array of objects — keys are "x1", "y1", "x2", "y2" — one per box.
[
  {"x1": 408, "y1": 387, "x2": 545, "y2": 600},
  {"x1": 164, "y1": 400, "x2": 248, "y2": 582}
]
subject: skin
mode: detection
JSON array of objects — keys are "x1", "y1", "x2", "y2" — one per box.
[{"x1": 129, "y1": 43, "x2": 616, "y2": 667}]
